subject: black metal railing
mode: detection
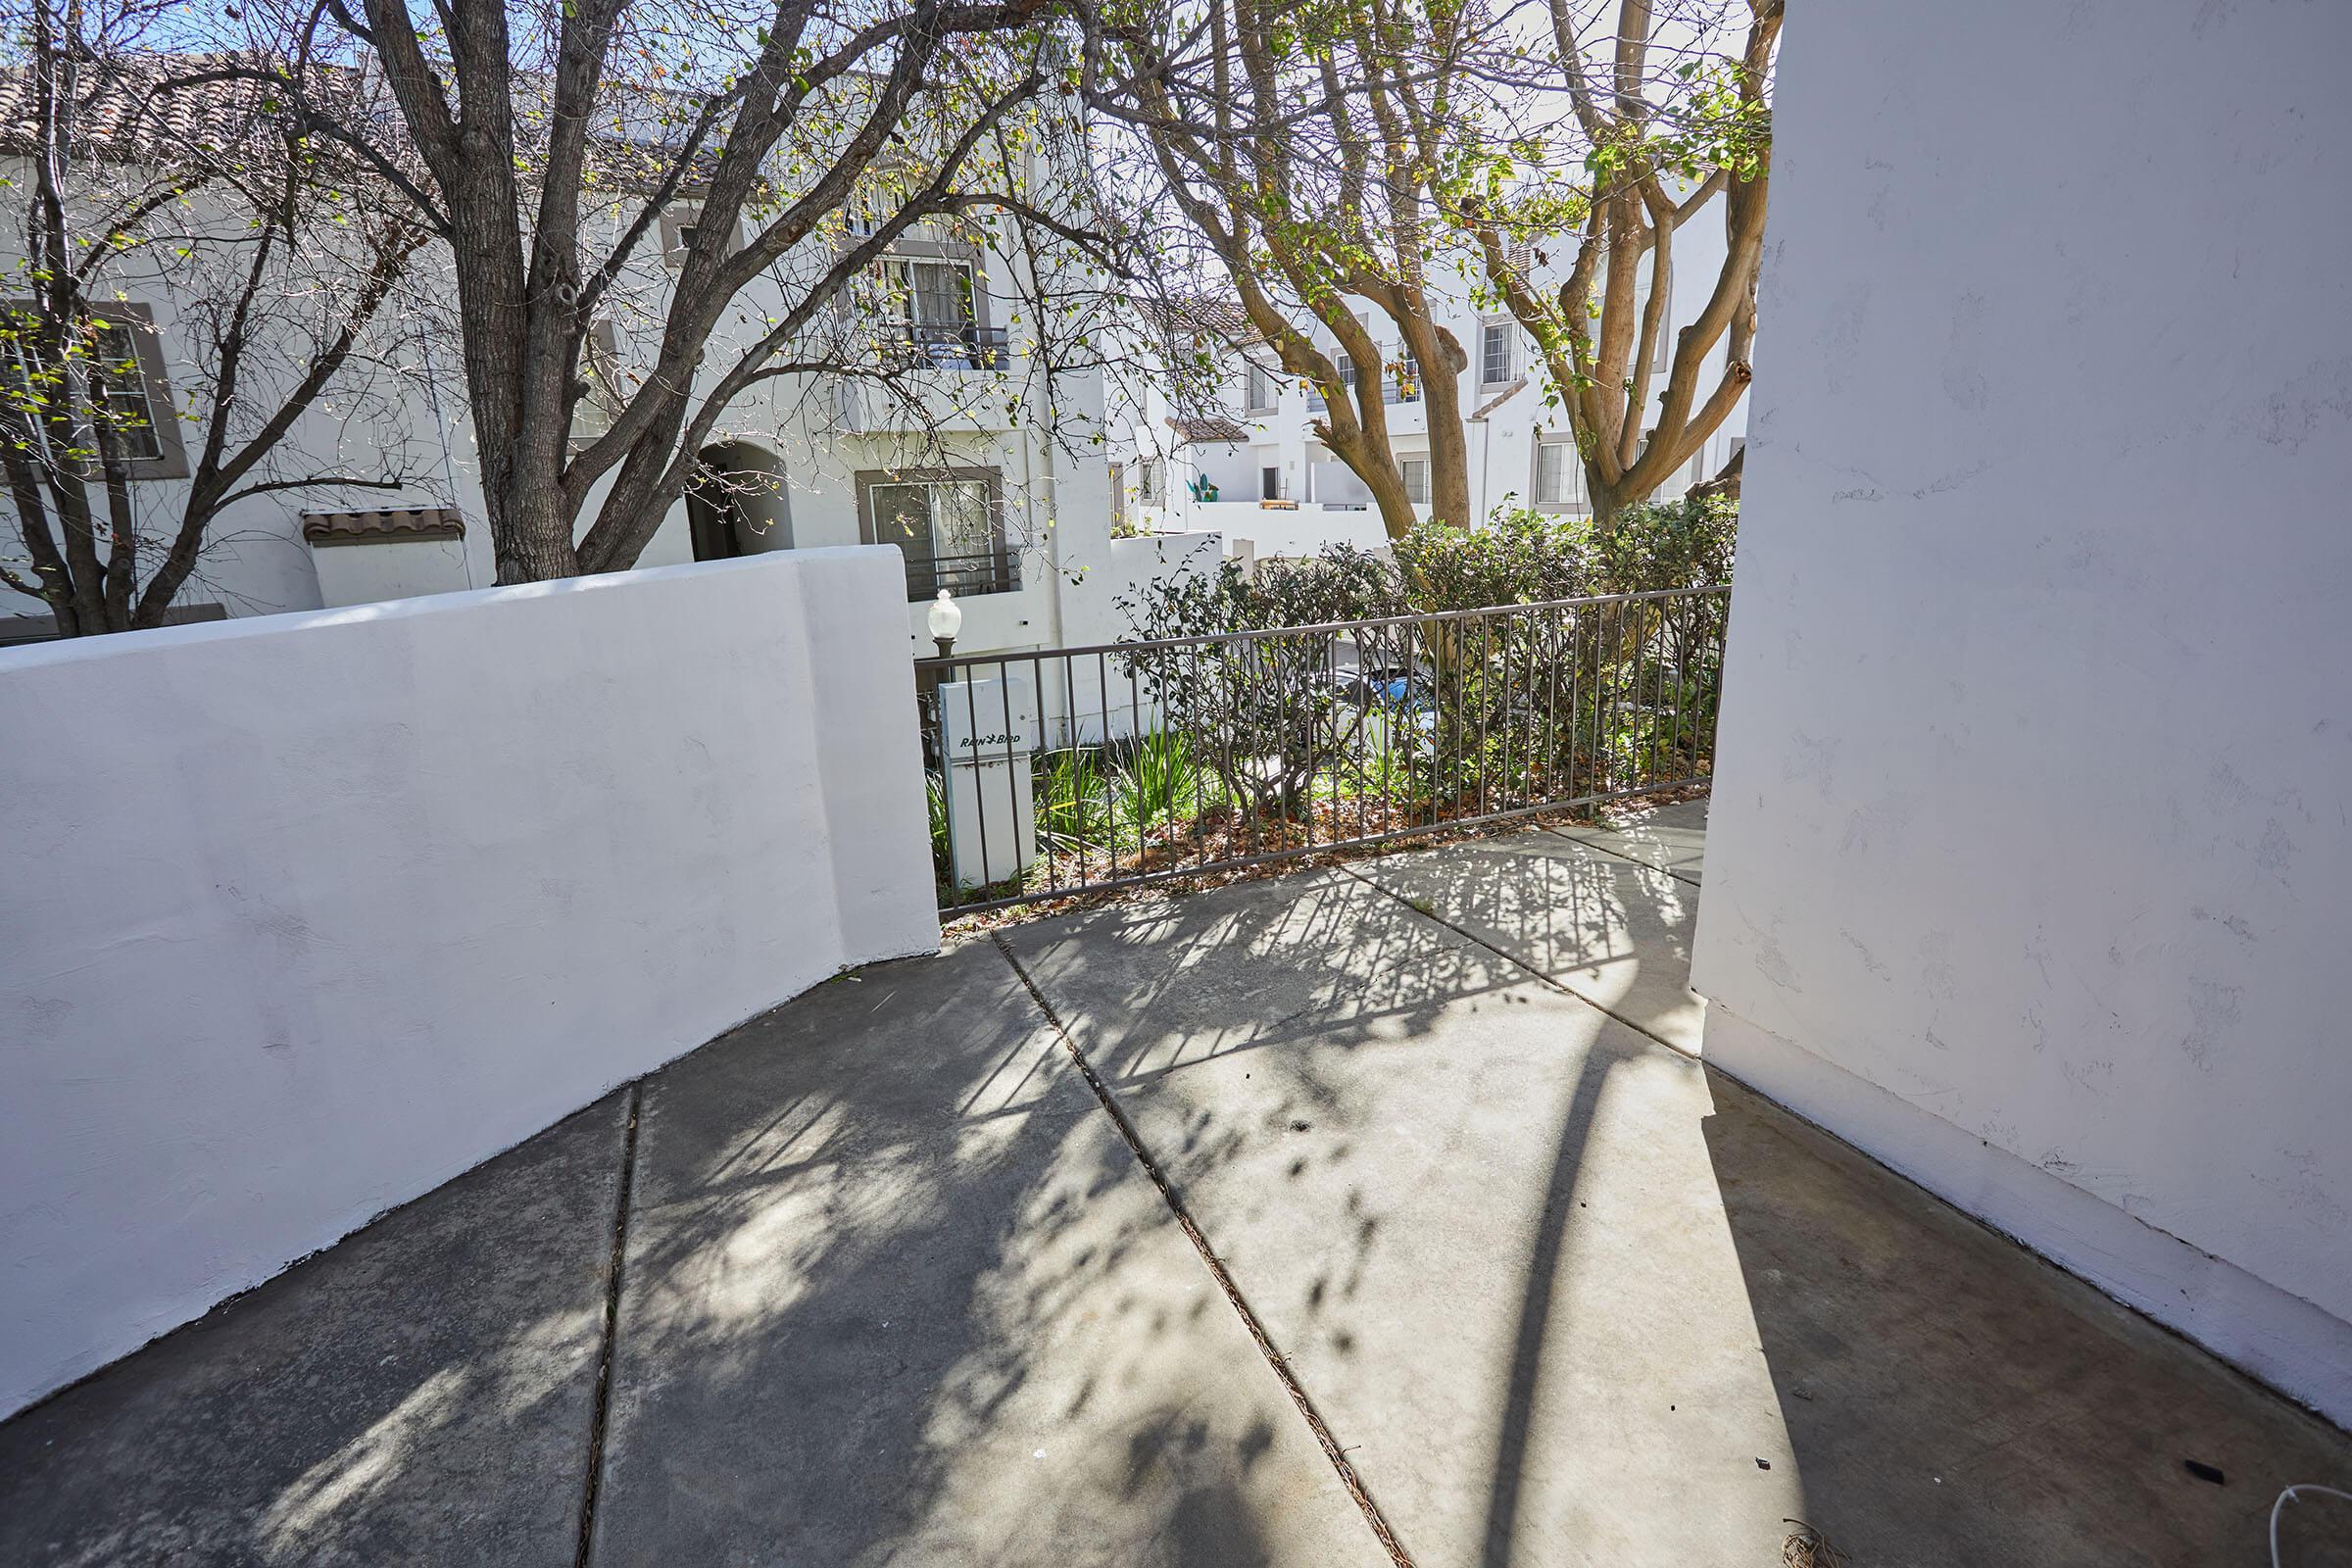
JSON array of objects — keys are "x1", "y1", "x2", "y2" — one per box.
[
  {"x1": 906, "y1": 547, "x2": 1020, "y2": 602},
  {"x1": 894, "y1": 321, "x2": 1008, "y2": 369},
  {"x1": 916, "y1": 585, "x2": 1729, "y2": 914}
]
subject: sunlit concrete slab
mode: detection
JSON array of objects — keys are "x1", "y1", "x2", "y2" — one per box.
[
  {"x1": 1345, "y1": 830, "x2": 1704, "y2": 1053},
  {"x1": 1550, "y1": 796, "x2": 1707, "y2": 884},
  {"x1": 10, "y1": 810, "x2": 2349, "y2": 1567},
  {"x1": 586, "y1": 940, "x2": 1385, "y2": 1567},
  {"x1": 1004, "y1": 863, "x2": 2352, "y2": 1567},
  {"x1": 1002, "y1": 877, "x2": 1816, "y2": 1564},
  {"x1": 0, "y1": 1094, "x2": 630, "y2": 1568}
]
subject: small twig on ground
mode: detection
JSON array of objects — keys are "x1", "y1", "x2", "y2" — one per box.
[{"x1": 1781, "y1": 1519, "x2": 1847, "y2": 1568}]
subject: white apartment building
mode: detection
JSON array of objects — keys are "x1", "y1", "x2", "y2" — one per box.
[
  {"x1": 0, "y1": 72, "x2": 1216, "y2": 662},
  {"x1": 1109, "y1": 233, "x2": 1751, "y2": 561}
]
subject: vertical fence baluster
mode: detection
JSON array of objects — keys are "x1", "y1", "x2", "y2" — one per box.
[
  {"x1": 1093, "y1": 652, "x2": 1110, "y2": 878},
  {"x1": 1647, "y1": 594, "x2": 1665, "y2": 788},
  {"x1": 1189, "y1": 642, "x2": 1205, "y2": 875},
  {"x1": 1358, "y1": 625, "x2": 1373, "y2": 843},
  {"x1": 932, "y1": 660, "x2": 960, "y2": 909},
  {"x1": 1474, "y1": 612, "x2": 1490, "y2": 820},
  {"x1": 1496, "y1": 610, "x2": 1513, "y2": 816},
  {"x1": 963, "y1": 670, "x2": 991, "y2": 893},
  {"x1": 1674, "y1": 592, "x2": 1691, "y2": 778},
  {"x1": 1600, "y1": 600, "x2": 1618, "y2": 799},
  {"x1": 999, "y1": 662, "x2": 1019, "y2": 893},
  {"x1": 1034, "y1": 652, "x2": 1057, "y2": 900},
  {"x1": 1130, "y1": 657, "x2": 1151, "y2": 874},
  {"x1": 1546, "y1": 604, "x2": 1564, "y2": 808}
]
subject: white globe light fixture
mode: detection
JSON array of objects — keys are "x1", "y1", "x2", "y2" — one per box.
[{"x1": 927, "y1": 588, "x2": 962, "y2": 661}]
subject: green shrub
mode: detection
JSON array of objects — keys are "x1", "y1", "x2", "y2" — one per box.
[
  {"x1": 1393, "y1": 509, "x2": 1600, "y2": 608},
  {"x1": 1033, "y1": 746, "x2": 1111, "y2": 851},
  {"x1": 1592, "y1": 494, "x2": 1738, "y2": 594},
  {"x1": 1113, "y1": 727, "x2": 1216, "y2": 837},
  {"x1": 1109, "y1": 498, "x2": 1737, "y2": 823}
]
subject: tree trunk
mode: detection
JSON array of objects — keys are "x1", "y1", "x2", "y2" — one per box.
[
  {"x1": 498, "y1": 466, "x2": 583, "y2": 581},
  {"x1": 1399, "y1": 318, "x2": 1472, "y2": 529},
  {"x1": 1687, "y1": 442, "x2": 1743, "y2": 505}
]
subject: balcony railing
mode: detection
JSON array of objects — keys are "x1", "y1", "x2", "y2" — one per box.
[
  {"x1": 906, "y1": 547, "x2": 1020, "y2": 602},
  {"x1": 892, "y1": 321, "x2": 1009, "y2": 370}
]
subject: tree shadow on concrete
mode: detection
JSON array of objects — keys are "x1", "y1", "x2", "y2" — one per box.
[
  {"x1": 587, "y1": 938, "x2": 1363, "y2": 1566},
  {"x1": 1345, "y1": 828, "x2": 1703, "y2": 1048},
  {"x1": 1004, "y1": 865, "x2": 1540, "y2": 1089},
  {"x1": 1699, "y1": 1069, "x2": 2352, "y2": 1567},
  {"x1": 1004, "y1": 849, "x2": 1733, "y2": 1564},
  {"x1": 0, "y1": 935, "x2": 1365, "y2": 1567}
]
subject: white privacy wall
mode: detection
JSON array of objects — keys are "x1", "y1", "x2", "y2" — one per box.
[
  {"x1": 0, "y1": 548, "x2": 938, "y2": 1417},
  {"x1": 1692, "y1": 0, "x2": 2352, "y2": 1421}
]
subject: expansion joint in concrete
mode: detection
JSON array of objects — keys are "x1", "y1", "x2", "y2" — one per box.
[
  {"x1": 988, "y1": 932, "x2": 1419, "y2": 1568},
  {"x1": 574, "y1": 1081, "x2": 642, "y2": 1568}
]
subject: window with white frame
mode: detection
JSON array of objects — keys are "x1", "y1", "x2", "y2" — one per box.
[
  {"x1": 1247, "y1": 363, "x2": 1278, "y2": 413},
  {"x1": 862, "y1": 471, "x2": 1002, "y2": 594},
  {"x1": 1336, "y1": 350, "x2": 1355, "y2": 389},
  {"x1": 878, "y1": 258, "x2": 979, "y2": 354},
  {"x1": 1137, "y1": 456, "x2": 1163, "y2": 506},
  {"x1": 1536, "y1": 438, "x2": 1586, "y2": 510},
  {"x1": 0, "y1": 302, "x2": 183, "y2": 477},
  {"x1": 1480, "y1": 320, "x2": 1514, "y2": 384},
  {"x1": 1399, "y1": 456, "x2": 1430, "y2": 505}
]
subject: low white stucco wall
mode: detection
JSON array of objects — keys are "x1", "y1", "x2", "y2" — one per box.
[
  {"x1": 0, "y1": 547, "x2": 938, "y2": 1417},
  {"x1": 1192, "y1": 501, "x2": 1394, "y2": 561},
  {"x1": 1690, "y1": 0, "x2": 2352, "y2": 1421}
]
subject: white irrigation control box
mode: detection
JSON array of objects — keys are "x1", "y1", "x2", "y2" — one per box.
[{"x1": 938, "y1": 674, "x2": 1040, "y2": 762}]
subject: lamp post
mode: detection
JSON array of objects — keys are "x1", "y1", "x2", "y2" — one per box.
[{"x1": 927, "y1": 587, "x2": 962, "y2": 662}]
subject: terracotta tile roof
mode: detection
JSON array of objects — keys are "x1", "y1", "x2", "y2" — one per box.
[
  {"x1": 1137, "y1": 295, "x2": 1255, "y2": 341},
  {"x1": 1166, "y1": 414, "x2": 1250, "y2": 444},
  {"x1": 587, "y1": 133, "x2": 726, "y2": 190},
  {"x1": 0, "y1": 53, "x2": 379, "y2": 164},
  {"x1": 0, "y1": 53, "x2": 711, "y2": 190},
  {"x1": 302, "y1": 507, "x2": 466, "y2": 545}
]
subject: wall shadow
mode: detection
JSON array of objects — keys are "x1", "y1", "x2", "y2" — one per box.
[
  {"x1": 0, "y1": 1092, "x2": 635, "y2": 1565},
  {"x1": 1699, "y1": 1068, "x2": 2352, "y2": 1566}
]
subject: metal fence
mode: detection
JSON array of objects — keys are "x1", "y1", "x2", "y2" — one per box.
[
  {"x1": 895, "y1": 321, "x2": 1009, "y2": 368},
  {"x1": 916, "y1": 585, "x2": 1729, "y2": 916},
  {"x1": 905, "y1": 547, "x2": 1020, "y2": 602}
]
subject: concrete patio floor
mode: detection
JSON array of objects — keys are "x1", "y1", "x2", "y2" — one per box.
[{"x1": 5, "y1": 801, "x2": 2349, "y2": 1566}]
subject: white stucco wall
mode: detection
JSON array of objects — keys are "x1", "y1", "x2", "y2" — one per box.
[
  {"x1": 311, "y1": 535, "x2": 475, "y2": 608},
  {"x1": 1199, "y1": 501, "x2": 1394, "y2": 561},
  {"x1": 0, "y1": 547, "x2": 939, "y2": 1417},
  {"x1": 1690, "y1": 0, "x2": 2352, "y2": 1420}
]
